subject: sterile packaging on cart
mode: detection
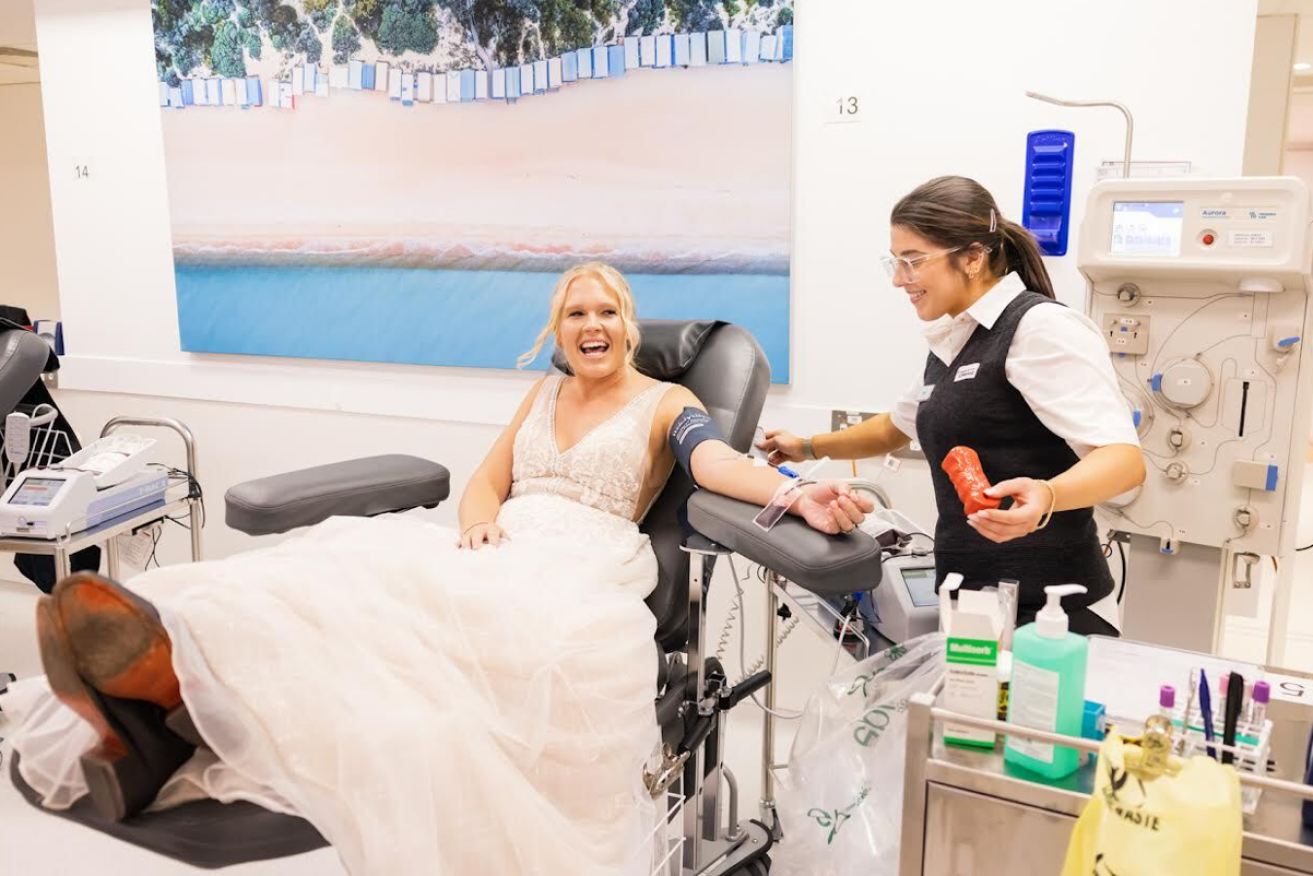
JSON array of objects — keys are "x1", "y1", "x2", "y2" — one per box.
[{"x1": 939, "y1": 573, "x2": 1005, "y2": 748}]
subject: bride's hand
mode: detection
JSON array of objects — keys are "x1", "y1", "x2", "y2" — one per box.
[
  {"x1": 793, "y1": 481, "x2": 874, "y2": 535},
  {"x1": 458, "y1": 522, "x2": 510, "y2": 550}
]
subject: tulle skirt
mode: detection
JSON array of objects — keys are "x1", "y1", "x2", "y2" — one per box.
[{"x1": 7, "y1": 495, "x2": 665, "y2": 875}]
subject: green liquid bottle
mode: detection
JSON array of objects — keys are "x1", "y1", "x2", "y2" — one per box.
[{"x1": 1004, "y1": 585, "x2": 1089, "y2": 780}]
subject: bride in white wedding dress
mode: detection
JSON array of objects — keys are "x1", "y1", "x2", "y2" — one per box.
[{"x1": 6, "y1": 263, "x2": 871, "y2": 875}]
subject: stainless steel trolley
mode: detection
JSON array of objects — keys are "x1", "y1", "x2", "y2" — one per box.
[{"x1": 900, "y1": 669, "x2": 1313, "y2": 875}]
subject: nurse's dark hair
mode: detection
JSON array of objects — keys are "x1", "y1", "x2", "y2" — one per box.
[{"x1": 890, "y1": 176, "x2": 1056, "y2": 299}]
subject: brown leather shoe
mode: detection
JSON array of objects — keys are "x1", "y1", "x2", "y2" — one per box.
[
  {"x1": 51, "y1": 572, "x2": 182, "y2": 710},
  {"x1": 36, "y1": 573, "x2": 194, "y2": 820}
]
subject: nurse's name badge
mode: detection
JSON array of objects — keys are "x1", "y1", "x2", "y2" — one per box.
[
  {"x1": 917, "y1": 384, "x2": 934, "y2": 401},
  {"x1": 954, "y1": 363, "x2": 981, "y2": 382}
]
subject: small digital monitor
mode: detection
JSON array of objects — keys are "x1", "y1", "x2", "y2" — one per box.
[
  {"x1": 900, "y1": 566, "x2": 939, "y2": 607},
  {"x1": 10, "y1": 477, "x2": 65, "y2": 507},
  {"x1": 1111, "y1": 201, "x2": 1184, "y2": 256}
]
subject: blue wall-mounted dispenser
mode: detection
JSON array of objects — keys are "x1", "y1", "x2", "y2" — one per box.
[{"x1": 1022, "y1": 130, "x2": 1076, "y2": 257}]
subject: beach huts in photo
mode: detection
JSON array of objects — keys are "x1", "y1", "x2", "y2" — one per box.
[{"x1": 161, "y1": 25, "x2": 794, "y2": 114}]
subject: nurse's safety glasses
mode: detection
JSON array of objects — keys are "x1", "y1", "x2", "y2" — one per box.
[{"x1": 879, "y1": 247, "x2": 962, "y2": 282}]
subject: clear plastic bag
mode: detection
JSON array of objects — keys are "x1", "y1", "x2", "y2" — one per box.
[{"x1": 771, "y1": 633, "x2": 945, "y2": 876}]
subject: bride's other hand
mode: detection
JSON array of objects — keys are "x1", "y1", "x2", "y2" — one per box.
[
  {"x1": 457, "y1": 522, "x2": 510, "y2": 550},
  {"x1": 794, "y1": 481, "x2": 874, "y2": 535}
]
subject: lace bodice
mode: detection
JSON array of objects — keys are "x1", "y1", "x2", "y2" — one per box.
[{"x1": 510, "y1": 374, "x2": 673, "y2": 522}]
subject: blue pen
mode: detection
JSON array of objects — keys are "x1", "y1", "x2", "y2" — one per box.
[{"x1": 1199, "y1": 669, "x2": 1216, "y2": 759}]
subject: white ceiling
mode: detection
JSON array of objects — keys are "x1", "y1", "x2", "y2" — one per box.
[{"x1": 0, "y1": 0, "x2": 37, "y2": 86}]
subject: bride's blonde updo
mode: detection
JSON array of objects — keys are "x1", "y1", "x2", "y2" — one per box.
[{"x1": 517, "y1": 263, "x2": 643, "y2": 370}]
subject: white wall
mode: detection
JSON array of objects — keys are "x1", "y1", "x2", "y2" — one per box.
[
  {"x1": 794, "y1": 0, "x2": 1256, "y2": 404},
  {"x1": 0, "y1": 83, "x2": 60, "y2": 321}
]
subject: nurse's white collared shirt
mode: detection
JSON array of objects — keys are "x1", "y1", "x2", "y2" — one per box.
[{"x1": 890, "y1": 272, "x2": 1141, "y2": 459}]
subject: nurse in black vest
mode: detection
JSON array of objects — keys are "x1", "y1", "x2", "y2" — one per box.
[{"x1": 759, "y1": 176, "x2": 1146, "y2": 635}]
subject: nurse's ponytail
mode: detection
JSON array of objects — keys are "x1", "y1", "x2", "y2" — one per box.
[{"x1": 891, "y1": 176, "x2": 1056, "y2": 299}]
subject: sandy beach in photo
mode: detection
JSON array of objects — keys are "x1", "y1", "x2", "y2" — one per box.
[{"x1": 162, "y1": 63, "x2": 791, "y2": 273}]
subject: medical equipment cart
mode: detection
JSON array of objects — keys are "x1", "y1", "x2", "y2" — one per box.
[
  {"x1": 900, "y1": 662, "x2": 1313, "y2": 874},
  {"x1": 0, "y1": 416, "x2": 203, "y2": 579}
]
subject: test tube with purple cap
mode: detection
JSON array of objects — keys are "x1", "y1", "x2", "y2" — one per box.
[
  {"x1": 1250, "y1": 680, "x2": 1270, "y2": 727},
  {"x1": 1160, "y1": 685, "x2": 1175, "y2": 718}
]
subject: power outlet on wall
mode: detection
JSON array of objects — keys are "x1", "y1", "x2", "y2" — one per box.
[
  {"x1": 829, "y1": 409, "x2": 926, "y2": 461},
  {"x1": 892, "y1": 441, "x2": 926, "y2": 462},
  {"x1": 831, "y1": 409, "x2": 879, "y2": 431}
]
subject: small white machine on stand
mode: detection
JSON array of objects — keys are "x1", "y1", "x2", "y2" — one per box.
[
  {"x1": 0, "y1": 434, "x2": 166, "y2": 538},
  {"x1": 869, "y1": 553, "x2": 939, "y2": 642},
  {"x1": 0, "y1": 416, "x2": 203, "y2": 580},
  {"x1": 1077, "y1": 177, "x2": 1313, "y2": 660}
]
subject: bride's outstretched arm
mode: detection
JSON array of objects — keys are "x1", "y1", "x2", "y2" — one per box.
[
  {"x1": 655, "y1": 388, "x2": 873, "y2": 535},
  {"x1": 457, "y1": 379, "x2": 545, "y2": 548}
]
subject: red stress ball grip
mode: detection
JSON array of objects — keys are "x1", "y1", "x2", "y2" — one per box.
[{"x1": 941, "y1": 446, "x2": 1001, "y2": 516}]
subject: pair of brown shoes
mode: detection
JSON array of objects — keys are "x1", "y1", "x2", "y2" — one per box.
[{"x1": 36, "y1": 572, "x2": 199, "y2": 821}]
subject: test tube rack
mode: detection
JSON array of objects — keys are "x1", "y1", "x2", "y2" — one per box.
[{"x1": 1173, "y1": 703, "x2": 1273, "y2": 815}]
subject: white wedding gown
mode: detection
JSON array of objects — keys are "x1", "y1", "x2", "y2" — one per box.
[{"x1": 8, "y1": 375, "x2": 678, "y2": 876}]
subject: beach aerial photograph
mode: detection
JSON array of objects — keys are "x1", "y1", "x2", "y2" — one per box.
[{"x1": 154, "y1": 0, "x2": 794, "y2": 376}]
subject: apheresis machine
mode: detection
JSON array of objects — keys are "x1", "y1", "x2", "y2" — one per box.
[
  {"x1": 1078, "y1": 177, "x2": 1313, "y2": 658},
  {"x1": 0, "y1": 433, "x2": 165, "y2": 539}
]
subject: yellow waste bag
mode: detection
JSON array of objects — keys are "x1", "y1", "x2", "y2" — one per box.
[{"x1": 1061, "y1": 734, "x2": 1243, "y2": 876}]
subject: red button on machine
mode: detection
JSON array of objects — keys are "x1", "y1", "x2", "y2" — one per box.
[{"x1": 1202, "y1": 233, "x2": 1216, "y2": 246}]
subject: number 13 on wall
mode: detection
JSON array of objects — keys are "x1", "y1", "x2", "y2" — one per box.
[{"x1": 826, "y1": 95, "x2": 862, "y2": 127}]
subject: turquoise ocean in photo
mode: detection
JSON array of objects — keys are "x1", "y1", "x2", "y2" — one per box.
[{"x1": 176, "y1": 265, "x2": 791, "y2": 381}]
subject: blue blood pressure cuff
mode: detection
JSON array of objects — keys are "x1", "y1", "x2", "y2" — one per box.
[{"x1": 670, "y1": 407, "x2": 726, "y2": 487}]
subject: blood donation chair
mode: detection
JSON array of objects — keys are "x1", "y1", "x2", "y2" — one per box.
[{"x1": 9, "y1": 320, "x2": 884, "y2": 875}]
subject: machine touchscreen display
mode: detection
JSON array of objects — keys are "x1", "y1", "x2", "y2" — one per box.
[
  {"x1": 1111, "y1": 201, "x2": 1184, "y2": 255},
  {"x1": 901, "y1": 566, "x2": 939, "y2": 607},
  {"x1": 11, "y1": 477, "x2": 64, "y2": 507}
]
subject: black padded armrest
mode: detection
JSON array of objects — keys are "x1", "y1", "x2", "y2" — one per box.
[
  {"x1": 225, "y1": 455, "x2": 450, "y2": 536},
  {"x1": 687, "y1": 491, "x2": 884, "y2": 597}
]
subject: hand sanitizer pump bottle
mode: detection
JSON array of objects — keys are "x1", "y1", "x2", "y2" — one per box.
[{"x1": 1004, "y1": 585, "x2": 1089, "y2": 780}]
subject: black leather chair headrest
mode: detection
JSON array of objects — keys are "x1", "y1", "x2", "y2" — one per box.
[{"x1": 551, "y1": 320, "x2": 724, "y2": 380}]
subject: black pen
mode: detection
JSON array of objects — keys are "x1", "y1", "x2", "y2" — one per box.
[{"x1": 1222, "y1": 672, "x2": 1244, "y2": 766}]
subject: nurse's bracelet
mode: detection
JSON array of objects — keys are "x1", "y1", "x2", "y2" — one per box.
[{"x1": 1034, "y1": 480, "x2": 1057, "y2": 530}]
